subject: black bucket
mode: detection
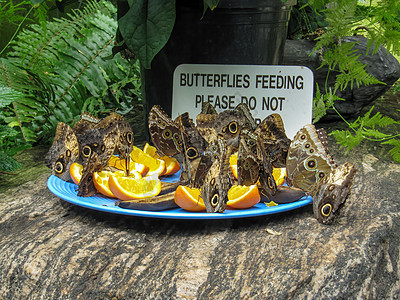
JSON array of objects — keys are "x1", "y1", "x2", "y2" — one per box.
[{"x1": 141, "y1": 0, "x2": 296, "y2": 131}]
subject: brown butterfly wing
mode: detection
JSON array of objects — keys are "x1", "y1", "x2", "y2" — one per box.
[
  {"x1": 254, "y1": 113, "x2": 291, "y2": 168},
  {"x1": 77, "y1": 152, "x2": 102, "y2": 197},
  {"x1": 312, "y1": 162, "x2": 357, "y2": 224},
  {"x1": 45, "y1": 122, "x2": 79, "y2": 181},
  {"x1": 237, "y1": 129, "x2": 260, "y2": 186},
  {"x1": 148, "y1": 105, "x2": 183, "y2": 157},
  {"x1": 286, "y1": 124, "x2": 336, "y2": 193}
]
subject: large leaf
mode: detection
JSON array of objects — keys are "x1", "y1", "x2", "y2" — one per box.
[{"x1": 118, "y1": 0, "x2": 175, "y2": 69}]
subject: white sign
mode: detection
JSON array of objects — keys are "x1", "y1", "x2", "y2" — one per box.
[{"x1": 172, "y1": 64, "x2": 313, "y2": 139}]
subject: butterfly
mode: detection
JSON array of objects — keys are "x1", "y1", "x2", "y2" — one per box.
[
  {"x1": 45, "y1": 122, "x2": 80, "y2": 182},
  {"x1": 237, "y1": 128, "x2": 277, "y2": 200},
  {"x1": 254, "y1": 113, "x2": 291, "y2": 168},
  {"x1": 200, "y1": 137, "x2": 233, "y2": 213},
  {"x1": 312, "y1": 162, "x2": 357, "y2": 224},
  {"x1": 148, "y1": 105, "x2": 183, "y2": 158}
]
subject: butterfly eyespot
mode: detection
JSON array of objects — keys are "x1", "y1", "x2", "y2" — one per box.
[
  {"x1": 321, "y1": 203, "x2": 332, "y2": 217},
  {"x1": 101, "y1": 145, "x2": 106, "y2": 152},
  {"x1": 66, "y1": 150, "x2": 71, "y2": 157},
  {"x1": 211, "y1": 194, "x2": 219, "y2": 207},
  {"x1": 271, "y1": 155, "x2": 276, "y2": 161},
  {"x1": 253, "y1": 150, "x2": 257, "y2": 155},
  {"x1": 54, "y1": 161, "x2": 64, "y2": 174},
  {"x1": 186, "y1": 147, "x2": 198, "y2": 159},
  {"x1": 267, "y1": 176, "x2": 275, "y2": 189},
  {"x1": 126, "y1": 132, "x2": 133, "y2": 144},
  {"x1": 157, "y1": 120, "x2": 161, "y2": 124},
  {"x1": 59, "y1": 154, "x2": 64, "y2": 159},
  {"x1": 228, "y1": 121, "x2": 238, "y2": 134},
  {"x1": 309, "y1": 149, "x2": 315, "y2": 154},
  {"x1": 328, "y1": 184, "x2": 335, "y2": 191},
  {"x1": 300, "y1": 134, "x2": 306, "y2": 140},
  {"x1": 305, "y1": 143, "x2": 310, "y2": 149},
  {"x1": 162, "y1": 129, "x2": 172, "y2": 139},
  {"x1": 213, "y1": 154, "x2": 219, "y2": 160},
  {"x1": 82, "y1": 146, "x2": 91, "y2": 157},
  {"x1": 306, "y1": 159, "x2": 317, "y2": 170},
  {"x1": 249, "y1": 140, "x2": 255, "y2": 146}
]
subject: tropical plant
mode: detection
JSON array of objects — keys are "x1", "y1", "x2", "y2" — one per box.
[
  {"x1": 304, "y1": 0, "x2": 400, "y2": 162},
  {"x1": 0, "y1": 0, "x2": 141, "y2": 172}
]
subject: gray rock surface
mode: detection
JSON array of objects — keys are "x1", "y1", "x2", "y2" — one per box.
[
  {"x1": 283, "y1": 35, "x2": 400, "y2": 121},
  {"x1": 1, "y1": 96, "x2": 400, "y2": 299}
]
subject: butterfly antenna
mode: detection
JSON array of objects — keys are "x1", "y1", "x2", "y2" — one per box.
[{"x1": 125, "y1": 154, "x2": 130, "y2": 176}]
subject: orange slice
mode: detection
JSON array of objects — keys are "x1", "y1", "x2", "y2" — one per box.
[
  {"x1": 108, "y1": 175, "x2": 162, "y2": 201},
  {"x1": 69, "y1": 162, "x2": 83, "y2": 185},
  {"x1": 93, "y1": 171, "x2": 116, "y2": 198},
  {"x1": 159, "y1": 155, "x2": 180, "y2": 176},
  {"x1": 93, "y1": 170, "x2": 142, "y2": 198},
  {"x1": 130, "y1": 146, "x2": 166, "y2": 177},
  {"x1": 174, "y1": 185, "x2": 206, "y2": 212},
  {"x1": 272, "y1": 167, "x2": 287, "y2": 186},
  {"x1": 108, "y1": 155, "x2": 149, "y2": 176},
  {"x1": 227, "y1": 184, "x2": 260, "y2": 209},
  {"x1": 229, "y1": 152, "x2": 238, "y2": 179},
  {"x1": 143, "y1": 142, "x2": 158, "y2": 157}
]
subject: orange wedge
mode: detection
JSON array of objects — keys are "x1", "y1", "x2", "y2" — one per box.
[
  {"x1": 227, "y1": 184, "x2": 260, "y2": 209},
  {"x1": 229, "y1": 152, "x2": 238, "y2": 179},
  {"x1": 93, "y1": 171, "x2": 116, "y2": 198},
  {"x1": 69, "y1": 162, "x2": 83, "y2": 185},
  {"x1": 159, "y1": 155, "x2": 180, "y2": 176},
  {"x1": 93, "y1": 170, "x2": 142, "y2": 198},
  {"x1": 143, "y1": 143, "x2": 180, "y2": 176},
  {"x1": 130, "y1": 146, "x2": 166, "y2": 177},
  {"x1": 108, "y1": 175, "x2": 162, "y2": 201},
  {"x1": 143, "y1": 142, "x2": 158, "y2": 157},
  {"x1": 108, "y1": 155, "x2": 149, "y2": 176},
  {"x1": 272, "y1": 167, "x2": 287, "y2": 186},
  {"x1": 174, "y1": 185, "x2": 206, "y2": 212}
]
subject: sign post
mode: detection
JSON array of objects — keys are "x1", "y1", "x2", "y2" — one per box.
[{"x1": 172, "y1": 64, "x2": 313, "y2": 139}]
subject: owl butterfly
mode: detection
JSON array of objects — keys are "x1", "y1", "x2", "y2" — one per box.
[
  {"x1": 234, "y1": 102, "x2": 257, "y2": 130},
  {"x1": 77, "y1": 152, "x2": 102, "y2": 197},
  {"x1": 197, "y1": 108, "x2": 246, "y2": 152},
  {"x1": 254, "y1": 113, "x2": 291, "y2": 168},
  {"x1": 72, "y1": 112, "x2": 101, "y2": 139},
  {"x1": 77, "y1": 114, "x2": 122, "y2": 197},
  {"x1": 148, "y1": 105, "x2": 183, "y2": 158},
  {"x1": 313, "y1": 162, "x2": 357, "y2": 224},
  {"x1": 77, "y1": 113, "x2": 120, "y2": 167},
  {"x1": 45, "y1": 122, "x2": 79, "y2": 181},
  {"x1": 286, "y1": 124, "x2": 337, "y2": 193},
  {"x1": 176, "y1": 112, "x2": 208, "y2": 185},
  {"x1": 201, "y1": 138, "x2": 233, "y2": 213},
  {"x1": 113, "y1": 114, "x2": 134, "y2": 174},
  {"x1": 237, "y1": 129, "x2": 277, "y2": 200}
]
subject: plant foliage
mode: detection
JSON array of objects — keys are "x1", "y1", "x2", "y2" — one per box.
[
  {"x1": 303, "y1": 0, "x2": 400, "y2": 163},
  {"x1": 0, "y1": 0, "x2": 141, "y2": 172}
]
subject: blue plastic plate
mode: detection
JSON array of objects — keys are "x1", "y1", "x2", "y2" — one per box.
[{"x1": 47, "y1": 172, "x2": 312, "y2": 220}]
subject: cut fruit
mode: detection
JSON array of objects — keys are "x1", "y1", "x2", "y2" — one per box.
[
  {"x1": 130, "y1": 146, "x2": 166, "y2": 177},
  {"x1": 108, "y1": 175, "x2": 162, "y2": 201},
  {"x1": 93, "y1": 171, "x2": 116, "y2": 198},
  {"x1": 159, "y1": 155, "x2": 180, "y2": 176},
  {"x1": 69, "y1": 162, "x2": 83, "y2": 185},
  {"x1": 229, "y1": 152, "x2": 238, "y2": 179},
  {"x1": 227, "y1": 184, "x2": 260, "y2": 209},
  {"x1": 272, "y1": 167, "x2": 287, "y2": 186},
  {"x1": 108, "y1": 155, "x2": 149, "y2": 176},
  {"x1": 143, "y1": 143, "x2": 158, "y2": 157},
  {"x1": 174, "y1": 185, "x2": 206, "y2": 212}
]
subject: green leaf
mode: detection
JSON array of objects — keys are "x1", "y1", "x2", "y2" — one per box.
[
  {"x1": 118, "y1": 0, "x2": 175, "y2": 69},
  {"x1": 0, "y1": 151, "x2": 22, "y2": 172}
]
